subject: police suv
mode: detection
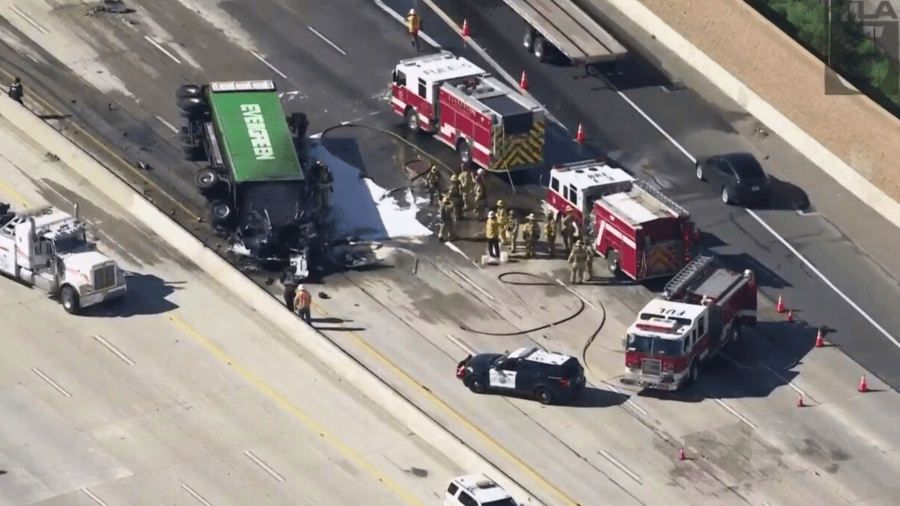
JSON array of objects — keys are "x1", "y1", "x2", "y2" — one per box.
[
  {"x1": 456, "y1": 346, "x2": 586, "y2": 405},
  {"x1": 444, "y1": 474, "x2": 518, "y2": 506}
]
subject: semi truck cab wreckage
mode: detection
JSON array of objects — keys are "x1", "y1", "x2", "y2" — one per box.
[
  {"x1": 176, "y1": 80, "x2": 327, "y2": 280},
  {"x1": 621, "y1": 255, "x2": 758, "y2": 391},
  {"x1": 0, "y1": 203, "x2": 126, "y2": 314}
]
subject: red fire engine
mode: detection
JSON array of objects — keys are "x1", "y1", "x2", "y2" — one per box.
[
  {"x1": 621, "y1": 255, "x2": 758, "y2": 391},
  {"x1": 390, "y1": 51, "x2": 546, "y2": 172},
  {"x1": 542, "y1": 159, "x2": 697, "y2": 281}
]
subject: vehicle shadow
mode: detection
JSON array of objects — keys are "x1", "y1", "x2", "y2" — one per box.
[
  {"x1": 636, "y1": 320, "x2": 813, "y2": 402},
  {"x1": 492, "y1": 385, "x2": 627, "y2": 407},
  {"x1": 715, "y1": 253, "x2": 791, "y2": 289},
  {"x1": 86, "y1": 273, "x2": 181, "y2": 317},
  {"x1": 752, "y1": 176, "x2": 812, "y2": 212}
]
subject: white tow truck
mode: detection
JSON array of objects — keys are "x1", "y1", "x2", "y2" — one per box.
[{"x1": 0, "y1": 203, "x2": 126, "y2": 314}]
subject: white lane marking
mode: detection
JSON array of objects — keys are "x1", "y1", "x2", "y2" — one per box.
[
  {"x1": 372, "y1": 0, "x2": 441, "y2": 48},
  {"x1": 554, "y1": 279, "x2": 597, "y2": 309},
  {"x1": 144, "y1": 36, "x2": 182, "y2": 64},
  {"x1": 244, "y1": 450, "x2": 285, "y2": 482},
  {"x1": 453, "y1": 268, "x2": 496, "y2": 301},
  {"x1": 93, "y1": 334, "x2": 135, "y2": 366},
  {"x1": 714, "y1": 399, "x2": 757, "y2": 429},
  {"x1": 155, "y1": 115, "x2": 178, "y2": 133},
  {"x1": 32, "y1": 367, "x2": 71, "y2": 397},
  {"x1": 181, "y1": 483, "x2": 215, "y2": 506},
  {"x1": 446, "y1": 333, "x2": 475, "y2": 354},
  {"x1": 81, "y1": 488, "x2": 110, "y2": 506},
  {"x1": 604, "y1": 383, "x2": 647, "y2": 416},
  {"x1": 445, "y1": 241, "x2": 470, "y2": 261},
  {"x1": 747, "y1": 208, "x2": 899, "y2": 349},
  {"x1": 604, "y1": 71, "x2": 900, "y2": 352},
  {"x1": 763, "y1": 364, "x2": 814, "y2": 402},
  {"x1": 250, "y1": 51, "x2": 288, "y2": 79},
  {"x1": 597, "y1": 450, "x2": 642, "y2": 484},
  {"x1": 10, "y1": 6, "x2": 48, "y2": 34},
  {"x1": 307, "y1": 26, "x2": 347, "y2": 56}
]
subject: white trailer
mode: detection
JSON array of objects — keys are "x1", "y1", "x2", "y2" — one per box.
[
  {"x1": 0, "y1": 203, "x2": 126, "y2": 314},
  {"x1": 505, "y1": 0, "x2": 627, "y2": 67}
]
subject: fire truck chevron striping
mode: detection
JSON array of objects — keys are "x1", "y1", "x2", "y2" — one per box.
[{"x1": 391, "y1": 51, "x2": 547, "y2": 172}]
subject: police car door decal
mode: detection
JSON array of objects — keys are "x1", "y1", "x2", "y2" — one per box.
[{"x1": 489, "y1": 370, "x2": 517, "y2": 388}]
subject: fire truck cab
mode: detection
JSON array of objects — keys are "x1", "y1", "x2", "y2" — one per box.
[
  {"x1": 391, "y1": 51, "x2": 546, "y2": 172},
  {"x1": 542, "y1": 159, "x2": 634, "y2": 229},
  {"x1": 622, "y1": 255, "x2": 757, "y2": 391}
]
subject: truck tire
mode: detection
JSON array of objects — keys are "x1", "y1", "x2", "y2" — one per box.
[
  {"x1": 404, "y1": 108, "x2": 419, "y2": 132},
  {"x1": 175, "y1": 84, "x2": 202, "y2": 100},
  {"x1": 195, "y1": 168, "x2": 220, "y2": 191},
  {"x1": 456, "y1": 139, "x2": 472, "y2": 164},
  {"x1": 523, "y1": 27, "x2": 535, "y2": 51},
  {"x1": 60, "y1": 285, "x2": 80, "y2": 315},
  {"x1": 465, "y1": 375, "x2": 486, "y2": 394},
  {"x1": 682, "y1": 359, "x2": 699, "y2": 390},
  {"x1": 535, "y1": 386, "x2": 554, "y2": 405},
  {"x1": 177, "y1": 96, "x2": 205, "y2": 113},
  {"x1": 210, "y1": 200, "x2": 233, "y2": 227},
  {"x1": 606, "y1": 249, "x2": 620, "y2": 275},
  {"x1": 533, "y1": 37, "x2": 550, "y2": 63}
]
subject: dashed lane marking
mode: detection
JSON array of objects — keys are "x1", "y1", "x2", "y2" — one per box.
[
  {"x1": 714, "y1": 399, "x2": 757, "y2": 429},
  {"x1": 446, "y1": 333, "x2": 475, "y2": 355},
  {"x1": 244, "y1": 450, "x2": 285, "y2": 482},
  {"x1": 93, "y1": 334, "x2": 135, "y2": 366},
  {"x1": 144, "y1": 36, "x2": 182, "y2": 65},
  {"x1": 155, "y1": 115, "x2": 178, "y2": 133},
  {"x1": 250, "y1": 51, "x2": 288, "y2": 79},
  {"x1": 9, "y1": 6, "x2": 47, "y2": 35},
  {"x1": 167, "y1": 314, "x2": 426, "y2": 506},
  {"x1": 32, "y1": 367, "x2": 71, "y2": 397},
  {"x1": 80, "y1": 488, "x2": 110, "y2": 506},
  {"x1": 308, "y1": 26, "x2": 347, "y2": 56},
  {"x1": 554, "y1": 279, "x2": 597, "y2": 309},
  {"x1": 181, "y1": 483, "x2": 215, "y2": 506},
  {"x1": 597, "y1": 450, "x2": 641, "y2": 484},
  {"x1": 603, "y1": 384, "x2": 647, "y2": 416}
]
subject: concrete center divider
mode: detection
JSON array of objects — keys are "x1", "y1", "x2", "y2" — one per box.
[{"x1": 0, "y1": 95, "x2": 543, "y2": 505}]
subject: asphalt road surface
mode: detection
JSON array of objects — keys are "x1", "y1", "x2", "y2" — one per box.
[
  {"x1": 0, "y1": 113, "x2": 461, "y2": 506},
  {"x1": 0, "y1": 0, "x2": 900, "y2": 504}
]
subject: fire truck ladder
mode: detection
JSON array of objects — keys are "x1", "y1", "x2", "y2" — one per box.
[
  {"x1": 633, "y1": 180, "x2": 690, "y2": 217},
  {"x1": 663, "y1": 254, "x2": 714, "y2": 300},
  {"x1": 553, "y1": 158, "x2": 607, "y2": 172}
]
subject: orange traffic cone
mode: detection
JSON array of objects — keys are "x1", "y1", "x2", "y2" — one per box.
[
  {"x1": 815, "y1": 328, "x2": 825, "y2": 348},
  {"x1": 678, "y1": 447, "x2": 686, "y2": 461},
  {"x1": 797, "y1": 394, "x2": 805, "y2": 407},
  {"x1": 858, "y1": 375, "x2": 869, "y2": 393},
  {"x1": 519, "y1": 71, "x2": 529, "y2": 91},
  {"x1": 786, "y1": 309, "x2": 794, "y2": 323},
  {"x1": 775, "y1": 294, "x2": 786, "y2": 313},
  {"x1": 461, "y1": 19, "x2": 470, "y2": 37},
  {"x1": 575, "y1": 123, "x2": 586, "y2": 144}
]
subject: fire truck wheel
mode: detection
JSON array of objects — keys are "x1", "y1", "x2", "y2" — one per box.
[
  {"x1": 535, "y1": 387, "x2": 554, "y2": 405},
  {"x1": 175, "y1": 84, "x2": 201, "y2": 100},
  {"x1": 456, "y1": 139, "x2": 472, "y2": 164},
  {"x1": 404, "y1": 108, "x2": 419, "y2": 131},
  {"x1": 465, "y1": 375, "x2": 486, "y2": 394},
  {"x1": 523, "y1": 28, "x2": 534, "y2": 51},
  {"x1": 61, "y1": 285, "x2": 80, "y2": 315},
  {"x1": 606, "y1": 250, "x2": 620, "y2": 275},
  {"x1": 687, "y1": 360, "x2": 699, "y2": 386}
]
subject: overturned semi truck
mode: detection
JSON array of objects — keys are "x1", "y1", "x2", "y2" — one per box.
[{"x1": 175, "y1": 80, "x2": 325, "y2": 279}]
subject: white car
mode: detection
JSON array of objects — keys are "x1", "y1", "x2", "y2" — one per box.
[{"x1": 444, "y1": 474, "x2": 518, "y2": 506}]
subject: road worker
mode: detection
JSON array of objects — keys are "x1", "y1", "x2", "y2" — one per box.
[
  {"x1": 8, "y1": 77, "x2": 23, "y2": 105},
  {"x1": 561, "y1": 214, "x2": 576, "y2": 253},
  {"x1": 448, "y1": 174, "x2": 463, "y2": 220},
  {"x1": 438, "y1": 194, "x2": 454, "y2": 241},
  {"x1": 473, "y1": 175, "x2": 487, "y2": 220},
  {"x1": 458, "y1": 167, "x2": 474, "y2": 211},
  {"x1": 293, "y1": 284, "x2": 312, "y2": 324},
  {"x1": 568, "y1": 239, "x2": 588, "y2": 284},
  {"x1": 544, "y1": 217, "x2": 557, "y2": 257},
  {"x1": 425, "y1": 164, "x2": 441, "y2": 205},
  {"x1": 523, "y1": 213, "x2": 541, "y2": 259},
  {"x1": 406, "y1": 9, "x2": 422, "y2": 52},
  {"x1": 485, "y1": 211, "x2": 501, "y2": 259},
  {"x1": 507, "y1": 211, "x2": 520, "y2": 254},
  {"x1": 496, "y1": 200, "x2": 510, "y2": 245}
]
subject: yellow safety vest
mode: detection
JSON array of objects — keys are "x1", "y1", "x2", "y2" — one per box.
[{"x1": 406, "y1": 15, "x2": 420, "y2": 34}]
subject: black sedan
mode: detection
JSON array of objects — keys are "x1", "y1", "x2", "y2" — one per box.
[{"x1": 695, "y1": 153, "x2": 771, "y2": 206}]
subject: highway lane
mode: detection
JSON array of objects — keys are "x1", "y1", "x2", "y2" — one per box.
[
  {"x1": 397, "y1": 0, "x2": 900, "y2": 389},
  {"x1": 0, "y1": 113, "x2": 462, "y2": 506}
]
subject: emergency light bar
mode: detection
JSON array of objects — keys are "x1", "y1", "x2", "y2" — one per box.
[
  {"x1": 636, "y1": 319, "x2": 679, "y2": 333},
  {"x1": 210, "y1": 80, "x2": 276, "y2": 92}
]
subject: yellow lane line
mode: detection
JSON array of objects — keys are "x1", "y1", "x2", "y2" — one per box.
[
  {"x1": 0, "y1": 66, "x2": 201, "y2": 221},
  {"x1": 310, "y1": 302, "x2": 578, "y2": 506},
  {"x1": 0, "y1": 176, "x2": 31, "y2": 208},
  {"x1": 166, "y1": 314, "x2": 426, "y2": 506}
]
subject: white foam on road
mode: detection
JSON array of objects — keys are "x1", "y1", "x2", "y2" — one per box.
[
  {"x1": 310, "y1": 143, "x2": 432, "y2": 241},
  {"x1": 0, "y1": 26, "x2": 46, "y2": 64}
]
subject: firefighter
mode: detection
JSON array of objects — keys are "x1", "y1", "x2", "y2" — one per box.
[
  {"x1": 8, "y1": 77, "x2": 23, "y2": 105},
  {"x1": 473, "y1": 175, "x2": 487, "y2": 220},
  {"x1": 561, "y1": 214, "x2": 576, "y2": 253},
  {"x1": 523, "y1": 213, "x2": 541, "y2": 259},
  {"x1": 507, "y1": 211, "x2": 520, "y2": 254},
  {"x1": 496, "y1": 200, "x2": 510, "y2": 245},
  {"x1": 584, "y1": 237, "x2": 595, "y2": 281},
  {"x1": 316, "y1": 162, "x2": 334, "y2": 211},
  {"x1": 458, "y1": 167, "x2": 473, "y2": 211},
  {"x1": 485, "y1": 210, "x2": 501, "y2": 259},
  {"x1": 406, "y1": 9, "x2": 422, "y2": 52},
  {"x1": 438, "y1": 194, "x2": 454, "y2": 241},
  {"x1": 293, "y1": 284, "x2": 312, "y2": 324},
  {"x1": 544, "y1": 217, "x2": 557, "y2": 257},
  {"x1": 448, "y1": 174, "x2": 463, "y2": 220},
  {"x1": 425, "y1": 164, "x2": 441, "y2": 205},
  {"x1": 568, "y1": 239, "x2": 587, "y2": 284}
]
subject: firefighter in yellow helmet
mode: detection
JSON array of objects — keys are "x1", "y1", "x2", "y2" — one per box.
[
  {"x1": 568, "y1": 239, "x2": 587, "y2": 284},
  {"x1": 406, "y1": 9, "x2": 422, "y2": 52},
  {"x1": 438, "y1": 194, "x2": 454, "y2": 242},
  {"x1": 496, "y1": 199, "x2": 510, "y2": 245},
  {"x1": 473, "y1": 170, "x2": 487, "y2": 220},
  {"x1": 425, "y1": 164, "x2": 441, "y2": 206},
  {"x1": 448, "y1": 174, "x2": 463, "y2": 220},
  {"x1": 522, "y1": 213, "x2": 541, "y2": 259},
  {"x1": 544, "y1": 216, "x2": 557, "y2": 257},
  {"x1": 507, "y1": 210, "x2": 520, "y2": 254},
  {"x1": 485, "y1": 210, "x2": 501, "y2": 259},
  {"x1": 458, "y1": 167, "x2": 474, "y2": 212}
]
